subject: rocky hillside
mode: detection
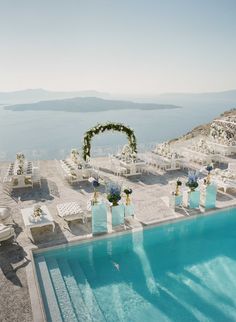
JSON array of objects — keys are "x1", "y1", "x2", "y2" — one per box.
[{"x1": 170, "y1": 108, "x2": 236, "y2": 143}]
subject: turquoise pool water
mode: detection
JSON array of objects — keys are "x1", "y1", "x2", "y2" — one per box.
[{"x1": 34, "y1": 208, "x2": 236, "y2": 322}]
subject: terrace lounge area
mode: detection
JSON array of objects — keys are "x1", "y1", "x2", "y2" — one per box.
[{"x1": 1, "y1": 154, "x2": 236, "y2": 321}]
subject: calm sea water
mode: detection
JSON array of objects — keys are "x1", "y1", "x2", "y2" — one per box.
[
  {"x1": 34, "y1": 207, "x2": 236, "y2": 322},
  {"x1": 0, "y1": 103, "x2": 232, "y2": 160}
]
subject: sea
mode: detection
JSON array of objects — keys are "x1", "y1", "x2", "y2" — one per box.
[{"x1": 0, "y1": 103, "x2": 233, "y2": 161}]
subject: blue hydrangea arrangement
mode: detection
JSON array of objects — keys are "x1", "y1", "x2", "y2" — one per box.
[
  {"x1": 186, "y1": 171, "x2": 199, "y2": 191},
  {"x1": 206, "y1": 164, "x2": 213, "y2": 173},
  {"x1": 107, "y1": 182, "x2": 122, "y2": 206}
]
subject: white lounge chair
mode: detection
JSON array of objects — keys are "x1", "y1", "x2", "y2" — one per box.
[
  {"x1": 228, "y1": 162, "x2": 236, "y2": 172},
  {"x1": 0, "y1": 207, "x2": 12, "y2": 224},
  {"x1": 110, "y1": 158, "x2": 127, "y2": 176},
  {"x1": 56, "y1": 202, "x2": 86, "y2": 223},
  {"x1": 32, "y1": 167, "x2": 41, "y2": 187},
  {"x1": 213, "y1": 169, "x2": 236, "y2": 192},
  {"x1": 0, "y1": 224, "x2": 15, "y2": 244}
]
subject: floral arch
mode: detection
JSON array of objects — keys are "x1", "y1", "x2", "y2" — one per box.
[{"x1": 82, "y1": 122, "x2": 137, "y2": 161}]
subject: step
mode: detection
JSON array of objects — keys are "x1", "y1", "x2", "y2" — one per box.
[
  {"x1": 69, "y1": 260, "x2": 105, "y2": 322},
  {"x1": 77, "y1": 256, "x2": 139, "y2": 322},
  {"x1": 46, "y1": 257, "x2": 78, "y2": 322},
  {"x1": 90, "y1": 256, "x2": 128, "y2": 317},
  {"x1": 36, "y1": 256, "x2": 63, "y2": 322},
  {"x1": 57, "y1": 258, "x2": 93, "y2": 322}
]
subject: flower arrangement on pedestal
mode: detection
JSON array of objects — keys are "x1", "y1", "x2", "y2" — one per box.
[
  {"x1": 89, "y1": 177, "x2": 100, "y2": 204},
  {"x1": 121, "y1": 144, "x2": 136, "y2": 162},
  {"x1": 71, "y1": 148, "x2": 80, "y2": 164},
  {"x1": 186, "y1": 171, "x2": 199, "y2": 192},
  {"x1": 33, "y1": 205, "x2": 42, "y2": 218},
  {"x1": 17, "y1": 166, "x2": 24, "y2": 175},
  {"x1": 16, "y1": 152, "x2": 25, "y2": 165},
  {"x1": 154, "y1": 142, "x2": 171, "y2": 157},
  {"x1": 24, "y1": 176, "x2": 32, "y2": 185},
  {"x1": 71, "y1": 170, "x2": 77, "y2": 177},
  {"x1": 205, "y1": 164, "x2": 213, "y2": 185},
  {"x1": 107, "y1": 182, "x2": 122, "y2": 207},
  {"x1": 124, "y1": 188, "x2": 133, "y2": 205},
  {"x1": 175, "y1": 179, "x2": 182, "y2": 196}
]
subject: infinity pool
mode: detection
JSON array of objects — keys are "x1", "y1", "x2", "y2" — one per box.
[{"x1": 34, "y1": 207, "x2": 236, "y2": 322}]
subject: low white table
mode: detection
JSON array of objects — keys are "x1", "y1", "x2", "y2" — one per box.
[
  {"x1": 21, "y1": 205, "x2": 55, "y2": 236},
  {"x1": 120, "y1": 160, "x2": 144, "y2": 176}
]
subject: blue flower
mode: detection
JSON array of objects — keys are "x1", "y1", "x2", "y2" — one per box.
[
  {"x1": 186, "y1": 171, "x2": 199, "y2": 189},
  {"x1": 106, "y1": 182, "x2": 121, "y2": 196},
  {"x1": 124, "y1": 188, "x2": 133, "y2": 195},
  {"x1": 92, "y1": 180, "x2": 100, "y2": 188},
  {"x1": 206, "y1": 165, "x2": 213, "y2": 173}
]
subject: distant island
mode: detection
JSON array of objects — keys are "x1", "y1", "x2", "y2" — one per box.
[
  {"x1": 2, "y1": 88, "x2": 236, "y2": 113},
  {"x1": 4, "y1": 97, "x2": 181, "y2": 113}
]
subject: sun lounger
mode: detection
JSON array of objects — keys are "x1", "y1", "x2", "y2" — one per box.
[
  {"x1": 92, "y1": 202, "x2": 108, "y2": 234},
  {"x1": 228, "y1": 162, "x2": 236, "y2": 172},
  {"x1": 109, "y1": 158, "x2": 127, "y2": 176},
  {"x1": 214, "y1": 177, "x2": 236, "y2": 193},
  {"x1": 0, "y1": 224, "x2": 15, "y2": 244},
  {"x1": 56, "y1": 202, "x2": 85, "y2": 223},
  {"x1": 0, "y1": 207, "x2": 12, "y2": 224},
  {"x1": 32, "y1": 167, "x2": 41, "y2": 187}
]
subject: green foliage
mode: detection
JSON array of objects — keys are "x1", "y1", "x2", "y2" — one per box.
[
  {"x1": 124, "y1": 188, "x2": 133, "y2": 195},
  {"x1": 176, "y1": 180, "x2": 182, "y2": 186},
  {"x1": 107, "y1": 193, "x2": 121, "y2": 204},
  {"x1": 82, "y1": 122, "x2": 137, "y2": 161},
  {"x1": 186, "y1": 181, "x2": 199, "y2": 189}
]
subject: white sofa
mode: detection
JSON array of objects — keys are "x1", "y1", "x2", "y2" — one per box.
[
  {"x1": 0, "y1": 224, "x2": 15, "y2": 244},
  {"x1": 0, "y1": 207, "x2": 12, "y2": 224}
]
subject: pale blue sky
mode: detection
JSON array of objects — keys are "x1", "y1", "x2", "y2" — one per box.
[{"x1": 0, "y1": 0, "x2": 236, "y2": 94}]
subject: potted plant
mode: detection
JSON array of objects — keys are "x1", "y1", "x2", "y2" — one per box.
[
  {"x1": 33, "y1": 205, "x2": 42, "y2": 218},
  {"x1": 124, "y1": 188, "x2": 133, "y2": 205},
  {"x1": 70, "y1": 171, "x2": 77, "y2": 180},
  {"x1": 175, "y1": 179, "x2": 182, "y2": 196},
  {"x1": 16, "y1": 152, "x2": 25, "y2": 165},
  {"x1": 71, "y1": 148, "x2": 79, "y2": 164},
  {"x1": 17, "y1": 167, "x2": 23, "y2": 175},
  {"x1": 186, "y1": 171, "x2": 199, "y2": 192},
  {"x1": 205, "y1": 164, "x2": 213, "y2": 185},
  {"x1": 107, "y1": 182, "x2": 121, "y2": 207},
  {"x1": 89, "y1": 177, "x2": 100, "y2": 204}
]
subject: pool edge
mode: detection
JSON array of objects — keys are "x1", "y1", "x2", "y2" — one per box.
[
  {"x1": 26, "y1": 246, "x2": 47, "y2": 322},
  {"x1": 27, "y1": 204, "x2": 236, "y2": 322}
]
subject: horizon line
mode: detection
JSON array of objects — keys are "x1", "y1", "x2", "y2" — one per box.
[{"x1": 0, "y1": 87, "x2": 236, "y2": 96}]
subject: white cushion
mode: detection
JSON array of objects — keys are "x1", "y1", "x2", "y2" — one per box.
[
  {"x1": 0, "y1": 225, "x2": 14, "y2": 241},
  {"x1": 57, "y1": 202, "x2": 83, "y2": 220},
  {"x1": 0, "y1": 223, "x2": 7, "y2": 231},
  {"x1": 0, "y1": 207, "x2": 11, "y2": 220}
]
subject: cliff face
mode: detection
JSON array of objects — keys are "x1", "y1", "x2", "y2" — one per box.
[
  {"x1": 220, "y1": 108, "x2": 236, "y2": 117},
  {"x1": 171, "y1": 108, "x2": 236, "y2": 143}
]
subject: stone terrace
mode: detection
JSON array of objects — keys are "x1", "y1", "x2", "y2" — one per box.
[{"x1": 0, "y1": 159, "x2": 236, "y2": 322}]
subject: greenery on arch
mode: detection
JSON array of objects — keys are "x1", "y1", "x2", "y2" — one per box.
[{"x1": 82, "y1": 122, "x2": 137, "y2": 161}]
